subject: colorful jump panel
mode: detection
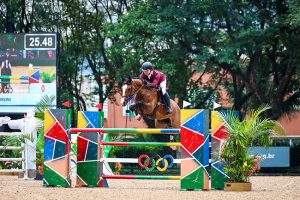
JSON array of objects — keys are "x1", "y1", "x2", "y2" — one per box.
[
  {"x1": 210, "y1": 111, "x2": 230, "y2": 189},
  {"x1": 44, "y1": 109, "x2": 71, "y2": 187},
  {"x1": 76, "y1": 111, "x2": 104, "y2": 187},
  {"x1": 180, "y1": 109, "x2": 209, "y2": 191}
]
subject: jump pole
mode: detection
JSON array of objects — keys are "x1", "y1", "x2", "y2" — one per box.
[{"x1": 103, "y1": 175, "x2": 181, "y2": 180}]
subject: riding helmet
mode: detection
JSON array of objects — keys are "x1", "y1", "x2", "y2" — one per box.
[{"x1": 141, "y1": 61, "x2": 153, "y2": 70}]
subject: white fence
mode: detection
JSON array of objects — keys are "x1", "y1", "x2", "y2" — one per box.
[{"x1": 0, "y1": 132, "x2": 29, "y2": 178}]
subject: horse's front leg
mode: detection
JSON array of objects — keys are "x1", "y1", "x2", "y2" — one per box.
[
  {"x1": 129, "y1": 103, "x2": 136, "y2": 112},
  {"x1": 129, "y1": 103, "x2": 143, "y2": 121}
]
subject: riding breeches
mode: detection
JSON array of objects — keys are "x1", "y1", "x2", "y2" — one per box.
[{"x1": 160, "y1": 79, "x2": 167, "y2": 95}]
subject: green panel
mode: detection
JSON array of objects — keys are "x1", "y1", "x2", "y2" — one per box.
[
  {"x1": 77, "y1": 161, "x2": 99, "y2": 186},
  {"x1": 44, "y1": 165, "x2": 70, "y2": 187},
  {"x1": 181, "y1": 167, "x2": 204, "y2": 191},
  {"x1": 99, "y1": 111, "x2": 104, "y2": 127},
  {"x1": 103, "y1": 134, "x2": 112, "y2": 158},
  {"x1": 211, "y1": 167, "x2": 229, "y2": 189}
]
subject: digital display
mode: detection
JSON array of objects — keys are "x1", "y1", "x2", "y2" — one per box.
[
  {"x1": 25, "y1": 34, "x2": 56, "y2": 50},
  {"x1": 0, "y1": 33, "x2": 57, "y2": 113}
]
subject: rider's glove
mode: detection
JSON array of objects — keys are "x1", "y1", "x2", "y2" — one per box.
[{"x1": 143, "y1": 80, "x2": 148, "y2": 85}]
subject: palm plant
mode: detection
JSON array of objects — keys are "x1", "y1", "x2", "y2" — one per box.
[
  {"x1": 34, "y1": 95, "x2": 56, "y2": 170},
  {"x1": 219, "y1": 105, "x2": 284, "y2": 183}
]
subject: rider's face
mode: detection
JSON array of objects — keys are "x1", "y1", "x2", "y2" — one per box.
[{"x1": 143, "y1": 69, "x2": 151, "y2": 75}]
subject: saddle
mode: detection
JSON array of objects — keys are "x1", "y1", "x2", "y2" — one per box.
[{"x1": 146, "y1": 86, "x2": 165, "y2": 106}]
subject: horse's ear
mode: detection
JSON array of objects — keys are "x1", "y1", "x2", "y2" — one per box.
[
  {"x1": 128, "y1": 76, "x2": 132, "y2": 83},
  {"x1": 121, "y1": 77, "x2": 125, "y2": 83}
]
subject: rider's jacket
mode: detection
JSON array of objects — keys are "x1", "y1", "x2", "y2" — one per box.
[
  {"x1": 140, "y1": 70, "x2": 166, "y2": 88},
  {"x1": 1, "y1": 60, "x2": 12, "y2": 76}
]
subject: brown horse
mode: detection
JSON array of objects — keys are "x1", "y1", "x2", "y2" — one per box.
[{"x1": 120, "y1": 77, "x2": 180, "y2": 128}]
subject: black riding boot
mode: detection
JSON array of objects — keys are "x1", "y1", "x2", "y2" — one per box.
[{"x1": 163, "y1": 93, "x2": 172, "y2": 114}]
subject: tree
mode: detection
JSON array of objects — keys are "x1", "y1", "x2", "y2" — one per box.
[{"x1": 110, "y1": 0, "x2": 300, "y2": 119}]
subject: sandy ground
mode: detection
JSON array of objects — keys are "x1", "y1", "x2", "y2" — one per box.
[{"x1": 0, "y1": 175, "x2": 300, "y2": 200}]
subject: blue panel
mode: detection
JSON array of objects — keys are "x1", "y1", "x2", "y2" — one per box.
[
  {"x1": 161, "y1": 129, "x2": 180, "y2": 133},
  {"x1": 192, "y1": 135, "x2": 209, "y2": 166},
  {"x1": 53, "y1": 140, "x2": 66, "y2": 159},
  {"x1": 182, "y1": 110, "x2": 209, "y2": 135},
  {"x1": 86, "y1": 123, "x2": 95, "y2": 128},
  {"x1": 202, "y1": 135, "x2": 210, "y2": 165},
  {"x1": 192, "y1": 146, "x2": 202, "y2": 165},
  {"x1": 32, "y1": 70, "x2": 40, "y2": 80},
  {"x1": 86, "y1": 142, "x2": 98, "y2": 160},
  {"x1": 212, "y1": 160, "x2": 226, "y2": 172},
  {"x1": 44, "y1": 137, "x2": 55, "y2": 161},
  {"x1": 83, "y1": 112, "x2": 99, "y2": 128},
  {"x1": 79, "y1": 132, "x2": 99, "y2": 143}
]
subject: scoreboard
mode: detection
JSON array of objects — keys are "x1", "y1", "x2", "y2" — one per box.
[{"x1": 0, "y1": 33, "x2": 57, "y2": 113}]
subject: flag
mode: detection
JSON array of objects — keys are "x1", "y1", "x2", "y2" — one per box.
[
  {"x1": 213, "y1": 102, "x2": 221, "y2": 109},
  {"x1": 62, "y1": 101, "x2": 71, "y2": 108},
  {"x1": 95, "y1": 103, "x2": 103, "y2": 110},
  {"x1": 183, "y1": 100, "x2": 191, "y2": 108}
]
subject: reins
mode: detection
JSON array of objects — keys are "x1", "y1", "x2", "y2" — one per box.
[{"x1": 122, "y1": 80, "x2": 144, "y2": 105}]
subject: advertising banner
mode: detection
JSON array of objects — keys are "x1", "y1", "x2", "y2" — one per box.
[{"x1": 248, "y1": 147, "x2": 290, "y2": 167}]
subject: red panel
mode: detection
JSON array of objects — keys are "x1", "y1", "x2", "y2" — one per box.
[
  {"x1": 180, "y1": 126, "x2": 204, "y2": 154},
  {"x1": 77, "y1": 137, "x2": 88, "y2": 161},
  {"x1": 28, "y1": 77, "x2": 39, "y2": 84},
  {"x1": 45, "y1": 122, "x2": 68, "y2": 143},
  {"x1": 213, "y1": 125, "x2": 229, "y2": 140}
]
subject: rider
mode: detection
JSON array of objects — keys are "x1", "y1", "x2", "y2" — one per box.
[
  {"x1": 140, "y1": 61, "x2": 172, "y2": 114},
  {"x1": 1, "y1": 51, "x2": 12, "y2": 93}
]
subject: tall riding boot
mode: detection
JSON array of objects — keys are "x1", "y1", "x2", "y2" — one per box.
[{"x1": 163, "y1": 93, "x2": 173, "y2": 114}]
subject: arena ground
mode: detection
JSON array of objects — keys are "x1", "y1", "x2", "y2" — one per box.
[{"x1": 0, "y1": 175, "x2": 300, "y2": 200}]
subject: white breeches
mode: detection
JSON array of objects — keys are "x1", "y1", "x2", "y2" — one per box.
[{"x1": 160, "y1": 79, "x2": 167, "y2": 95}]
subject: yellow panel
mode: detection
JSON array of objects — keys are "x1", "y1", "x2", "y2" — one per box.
[
  {"x1": 211, "y1": 111, "x2": 224, "y2": 134},
  {"x1": 28, "y1": 68, "x2": 34, "y2": 75},
  {"x1": 180, "y1": 109, "x2": 201, "y2": 124},
  {"x1": 77, "y1": 111, "x2": 88, "y2": 128},
  {"x1": 44, "y1": 109, "x2": 56, "y2": 133}
]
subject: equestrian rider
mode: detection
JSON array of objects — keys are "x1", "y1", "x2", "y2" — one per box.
[{"x1": 140, "y1": 61, "x2": 173, "y2": 114}]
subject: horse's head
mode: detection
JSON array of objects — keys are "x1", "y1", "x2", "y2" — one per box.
[{"x1": 120, "y1": 77, "x2": 142, "y2": 106}]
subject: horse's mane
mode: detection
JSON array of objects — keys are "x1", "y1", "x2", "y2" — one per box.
[
  {"x1": 136, "y1": 78, "x2": 159, "y2": 92},
  {"x1": 123, "y1": 77, "x2": 157, "y2": 91}
]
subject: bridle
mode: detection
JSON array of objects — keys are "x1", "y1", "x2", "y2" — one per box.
[{"x1": 122, "y1": 81, "x2": 144, "y2": 105}]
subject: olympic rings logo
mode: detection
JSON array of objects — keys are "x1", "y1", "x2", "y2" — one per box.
[{"x1": 138, "y1": 154, "x2": 174, "y2": 172}]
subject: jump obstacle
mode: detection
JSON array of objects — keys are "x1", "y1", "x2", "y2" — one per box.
[{"x1": 44, "y1": 109, "x2": 229, "y2": 190}]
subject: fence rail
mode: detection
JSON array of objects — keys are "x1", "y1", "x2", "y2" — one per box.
[
  {"x1": 0, "y1": 146, "x2": 23, "y2": 150},
  {"x1": 0, "y1": 132, "x2": 27, "y2": 177}
]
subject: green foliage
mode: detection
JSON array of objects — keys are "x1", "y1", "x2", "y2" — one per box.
[
  {"x1": 36, "y1": 128, "x2": 44, "y2": 167},
  {"x1": 40, "y1": 72, "x2": 56, "y2": 83},
  {"x1": 220, "y1": 105, "x2": 285, "y2": 182},
  {"x1": 35, "y1": 95, "x2": 56, "y2": 120},
  {"x1": 0, "y1": 136, "x2": 22, "y2": 169}
]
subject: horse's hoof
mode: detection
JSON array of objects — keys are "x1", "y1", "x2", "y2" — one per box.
[{"x1": 135, "y1": 115, "x2": 142, "y2": 121}]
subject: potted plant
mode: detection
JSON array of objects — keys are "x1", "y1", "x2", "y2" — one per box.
[{"x1": 219, "y1": 105, "x2": 284, "y2": 191}]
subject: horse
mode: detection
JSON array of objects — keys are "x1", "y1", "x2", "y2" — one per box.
[{"x1": 120, "y1": 77, "x2": 180, "y2": 129}]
